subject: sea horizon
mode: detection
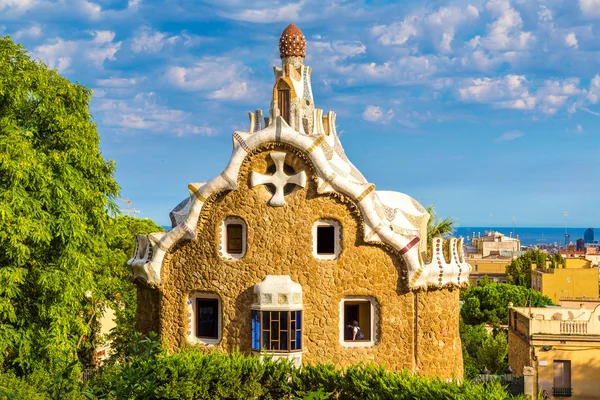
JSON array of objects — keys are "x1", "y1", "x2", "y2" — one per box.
[{"x1": 160, "y1": 225, "x2": 597, "y2": 247}]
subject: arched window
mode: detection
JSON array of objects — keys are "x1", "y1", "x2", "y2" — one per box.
[
  {"x1": 277, "y1": 80, "x2": 291, "y2": 124},
  {"x1": 219, "y1": 217, "x2": 247, "y2": 260}
]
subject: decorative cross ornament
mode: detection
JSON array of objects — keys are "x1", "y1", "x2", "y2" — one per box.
[{"x1": 250, "y1": 151, "x2": 306, "y2": 207}]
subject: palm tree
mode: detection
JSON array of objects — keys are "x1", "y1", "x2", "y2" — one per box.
[{"x1": 426, "y1": 205, "x2": 455, "y2": 244}]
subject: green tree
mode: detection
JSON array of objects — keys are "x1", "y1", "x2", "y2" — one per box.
[
  {"x1": 97, "y1": 216, "x2": 164, "y2": 360},
  {"x1": 426, "y1": 205, "x2": 455, "y2": 245},
  {"x1": 506, "y1": 249, "x2": 564, "y2": 288},
  {"x1": 0, "y1": 36, "x2": 119, "y2": 372},
  {"x1": 461, "y1": 283, "x2": 554, "y2": 326}
]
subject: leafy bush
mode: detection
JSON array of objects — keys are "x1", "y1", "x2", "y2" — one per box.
[
  {"x1": 0, "y1": 370, "x2": 49, "y2": 400},
  {"x1": 1, "y1": 334, "x2": 526, "y2": 399},
  {"x1": 461, "y1": 282, "x2": 553, "y2": 325}
]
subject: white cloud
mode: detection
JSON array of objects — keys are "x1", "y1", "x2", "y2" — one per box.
[
  {"x1": 565, "y1": 33, "x2": 578, "y2": 49},
  {"x1": 571, "y1": 124, "x2": 584, "y2": 134},
  {"x1": 457, "y1": 74, "x2": 593, "y2": 115},
  {"x1": 580, "y1": 0, "x2": 600, "y2": 18},
  {"x1": 96, "y1": 77, "x2": 138, "y2": 87},
  {"x1": 372, "y1": 16, "x2": 419, "y2": 46},
  {"x1": 131, "y1": 27, "x2": 202, "y2": 53},
  {"x1": 218, "y1": 1, "x2": 303, "y2": 23},
  {"x1": 495, "y1": 130, "x2": 524, "y2": 141},
  {"x1": 131, "y1": 27, "x2": 166, "y2": 53},
  {"x1": 538, "y1": 5, "x2": 552, "y2": 21},
  {"x1": 362, "y1": 105, "x2": 394, "y2": 123},
  {"x1": 34, "y1": 39, "x2": 78, "y2": 72},
  {"x1": 95, "y1": 92, "x2": 215, "y2": 136},
  {"x1": 92, "y1": 30, "x2": 115, "y2": 44},
  {"x1": 164, "y1": 57, "x2": 251, "y2": 100},
  {"x1": 0, "y1": 0, "x2": 38, "y2": 13},
  {"x1": 13, "y1": 24, "x2": 42, "y2": 40},
  {"x1": 209, "y1": 81, "x2": 248, "y2": 100},
  {"x1": 34, "y1": 31, "x2": 121, "y2": 72},
  {"x1": 475, "y1": 0, "x2": 533, "y2": 51}
]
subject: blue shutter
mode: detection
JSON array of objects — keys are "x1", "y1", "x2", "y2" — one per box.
[
  {"x1": 251, "y1": 310, "x2": 260, "y2": 350},
  {"x1": 295, "y1": 311, "x2": 302, "y2": 350}
]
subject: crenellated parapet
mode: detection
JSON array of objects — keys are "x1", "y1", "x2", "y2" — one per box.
[{"x1": 412, "y1": 237, "x2": 472, "y2": 288}]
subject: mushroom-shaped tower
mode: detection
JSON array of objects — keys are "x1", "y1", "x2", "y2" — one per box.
[{"x1": 271, "y1": 24, "x2": 315, "y2": 134}]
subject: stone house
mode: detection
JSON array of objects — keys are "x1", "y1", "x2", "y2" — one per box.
[{"x1": 128, "y1": 24, "x2": 471, "y2": 379}]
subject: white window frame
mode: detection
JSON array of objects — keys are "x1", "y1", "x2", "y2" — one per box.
[
  {"x1": 219, "y1": 217, "x2": 247, "y2": 260},
  {"x1": 339, "y1": 296, "x2": 378, "y2": 348},
  {"x1": 312, "y1": 219, "x2": 341, "y2": 260},
  {"x1": 187, "y1": 292, "x2": 222, "y2": 346}
]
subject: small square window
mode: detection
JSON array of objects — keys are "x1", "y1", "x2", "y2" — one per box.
[
  {"x1": 227, "y1": 224, "x2": 243, "y2": 254},
  {"x1": 317, "y1": 226, "x2": 335, "y2": 254},
  {"x1": 339, "y1": 297, "x2": 377, "y2": 347},
  {"x1": 313, "y1": 220, "x2": 341, "y2": 260},
  {"x1": 219, "y1": 217, "x2": 247, "y2": 259},
  {"x1": 187, "y1": 293, "x2": 222, "y2": 345},
  {"x1": 197, "y1": 298, "x2": 219, "y2": 339}
]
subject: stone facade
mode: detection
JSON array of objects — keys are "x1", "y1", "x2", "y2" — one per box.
[
  {"x1": 130, "y1": 24, "x2": 469, "y2": 381},
  {"x1": 138, "y1": 145, "x2": 463, "y2": 379}
]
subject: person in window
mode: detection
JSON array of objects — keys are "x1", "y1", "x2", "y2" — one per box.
[{"x1": 347, "y1": 320, "x2": 364, "y2": 340}]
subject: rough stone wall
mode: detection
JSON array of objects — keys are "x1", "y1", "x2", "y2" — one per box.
[
  {"x1": 507, "y1": 329, "x2": 532, "y2": 377},
  {"x1": 151, "y1": 144, "x2": 462, "y2": 377},
  {"x1": 136, "y1": 282, "x2": 160, "y2": 334},
  {"x1": 415, "y1": 289, "x2": 463, "y2": 380}
]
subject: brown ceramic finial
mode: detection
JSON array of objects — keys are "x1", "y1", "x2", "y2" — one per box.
[{"x1": 279, "y1": 24, "x2": 306, "y2": 58}]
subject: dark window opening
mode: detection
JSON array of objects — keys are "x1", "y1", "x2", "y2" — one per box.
[
  {"x1": 252, "y1": 310, "x2": 302, "y2": 352},
  {"x1": 196, "y1": 298, "x2": 219, "y2": 339},
  {"x1": 278, "y1": 89, "x2": 290, "y2": 124},
  {"x1": 227, "y1": 224, "x2": 243, "y2": 254},
  {"x1": 343, "y1": 301, "x2": 371, "y2": 342},
  {"x1": 317, "y1": 226, "x2": 335, "y2": 254}
]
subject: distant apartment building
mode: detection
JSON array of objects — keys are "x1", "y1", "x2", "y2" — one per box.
[
  {"x1": 508, "y1": 304, "x2": 600, "y2": 399},
  {"x1": 469, "y1": 231, "x2": 521, "y2": 257},
  {"x1": 560, "y1": 244, "x2": 600, "y2": 268},
  {"x1": 464, "y1": 231, "x2": 521, "y2": 285},
  {"x1": 531, "y1": 258, "x2": 599, "y2": 304},
  {"x1": 468, "y1": 255, "x2": 512, "y2": 286},
  {"x1": 583, "y1": 228, "x2": 594, "y2": 244}
]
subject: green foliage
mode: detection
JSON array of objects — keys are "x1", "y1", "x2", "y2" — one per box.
[
  {"x1": 426, "y1": 205, "x2": 455, "y2": 245},
  {"x1": 0, "y1": 333, "x2": 525, "y2": 399},
  {"x1": 460, "y1": 322, "x2": 508, "y2": 379},
  {"x1": 476, "y1": 330, "x2": 508, "y2": 376},
  {"x1": 461, "y1": 283, "x2": 554, "y2": 326},
  {"x1": 0, "y1": 36, "x2": 119, "y2": 372},
  {"x1": 85, "y1": 335, "x2": 523, "y2": 399},
  {"x1": 505, "y1": 250, "x2": 564, "y2": 288},
  {"x1": 96, "y1": 216, "x2": 164, "y2": 360},
  {"x1": 0, "y1": 370, "x2": 49, "y2": 400}
]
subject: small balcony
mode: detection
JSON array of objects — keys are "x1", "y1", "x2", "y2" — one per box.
[{"x1": 553, "y1": 387, "x2": 572, "y2": 397}]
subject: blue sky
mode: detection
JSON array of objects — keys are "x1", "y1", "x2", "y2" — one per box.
[{"x1": 2, "y1": 0, "x2": 599, "y2": 228}]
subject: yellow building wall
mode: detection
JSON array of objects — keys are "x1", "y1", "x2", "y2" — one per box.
[
  {"x1": 564, "y1": 258, "x2": 591, "y2": 269},
  {"x1": 540, "y1": 269, "x2": 599, "y2": 304},
  {"x1": 534, "y1": 341, "x2": 600, "y2": 400},
  {"x1": 143, "y1": 144, "x2": 463, "y2": 379}
]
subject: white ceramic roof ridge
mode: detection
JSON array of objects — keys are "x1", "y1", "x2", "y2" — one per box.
[{"x1": 129, "y1": 115, "x2": 471, "y2": 289}]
